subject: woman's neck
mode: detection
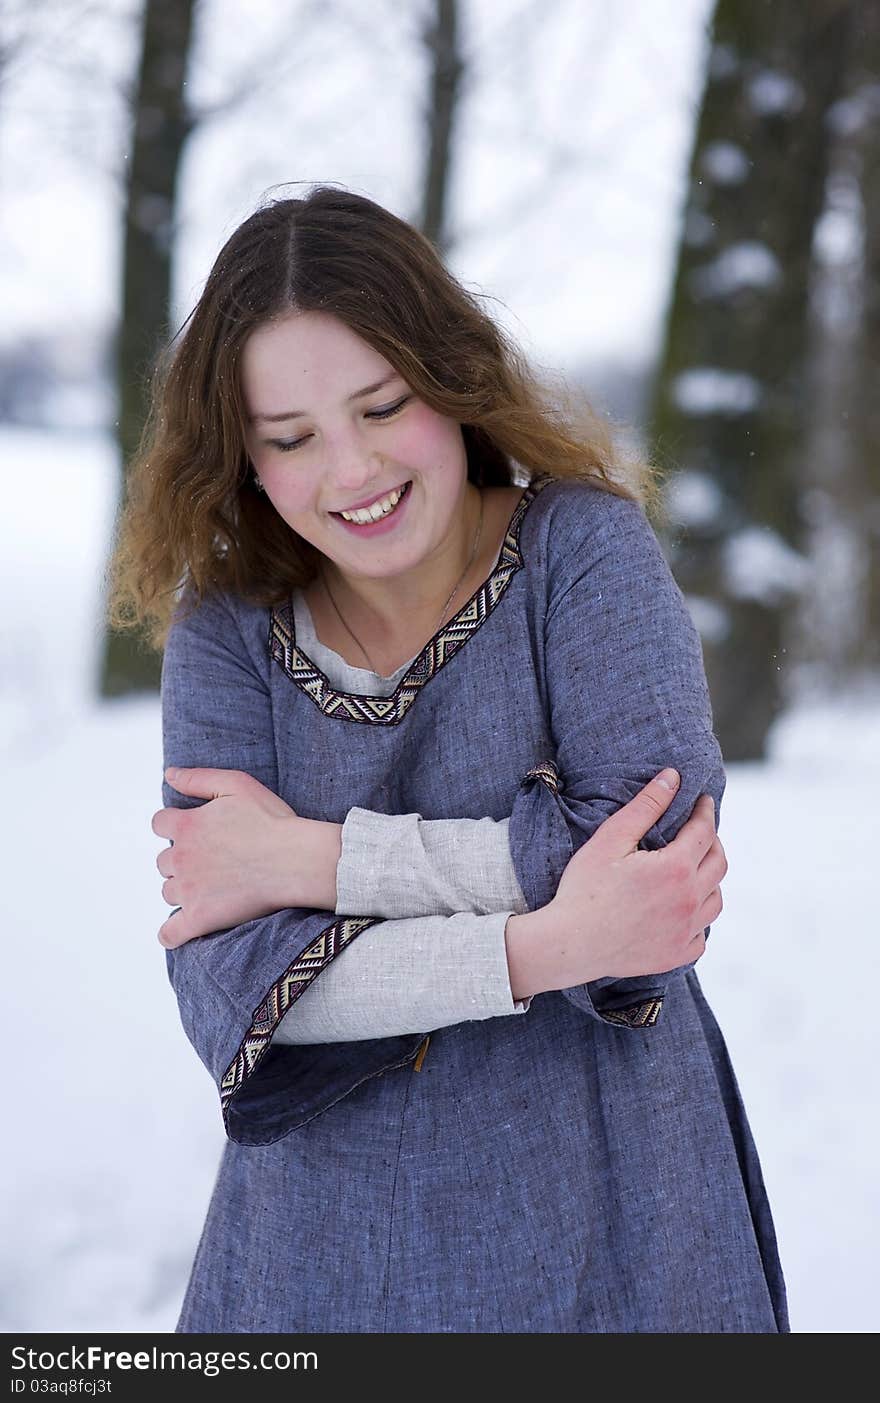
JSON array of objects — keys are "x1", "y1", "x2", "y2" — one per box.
[
  {"x1": 319, "y1": 482, "x2": 484, "y2": 641},
  {"x1": 304, "y1": 484, "x2": 522, "y2": 674}
]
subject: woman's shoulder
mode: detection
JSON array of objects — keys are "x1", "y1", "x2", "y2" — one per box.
[
  {"x1": 165, "y1": 581, "x2": 275, "y2": 681},
  {"x1": 167, "y1": 582, "x2": 244, "y2": 642},
  {"x1": 522, "y1": 473, "x2": 654, "y2": 576}
]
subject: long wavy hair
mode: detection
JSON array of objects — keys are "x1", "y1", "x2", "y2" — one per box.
[{"x1": 106, "y1": 184, "x2": 665, "y2": 650}]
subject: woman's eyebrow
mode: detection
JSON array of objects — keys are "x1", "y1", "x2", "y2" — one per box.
[{"x1": 249, "y1": 374, "x2": 401, "y2": 424}]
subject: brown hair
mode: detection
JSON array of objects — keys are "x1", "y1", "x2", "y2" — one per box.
[{"x1": 106, "y1": 183, "x2": 665, "y2": 650}]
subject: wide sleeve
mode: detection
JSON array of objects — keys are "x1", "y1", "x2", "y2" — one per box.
[
  {"x1": 160, "y1": 588, "x2": 426, "y2": 1146},
  {"x1": 506, "y1": 487, "x2": 726, "y2": 1029}
]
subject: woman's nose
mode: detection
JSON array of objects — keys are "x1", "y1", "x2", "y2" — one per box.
[{"x1": 325, "y1": 437, "x2": 383, "y2": 492}]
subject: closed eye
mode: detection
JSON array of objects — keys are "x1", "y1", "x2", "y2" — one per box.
[
  {"x1": 365, "y1": 394, "x2": 411, "y2": 421},
  {"x1": 267, "y1": 396, "x2": 412, "y2": 453},
  {"x1": 268, "y1": 433, "x2": 312, "y2": 453}
]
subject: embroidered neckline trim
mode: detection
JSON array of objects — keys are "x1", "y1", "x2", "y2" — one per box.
[{"x1": 268, "y1": 473, "x2": 556, "y2": 725}]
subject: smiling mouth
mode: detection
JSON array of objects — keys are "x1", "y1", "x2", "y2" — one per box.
[{"x1": 331, "y1": 480, "x2": 411, "y2": 523}]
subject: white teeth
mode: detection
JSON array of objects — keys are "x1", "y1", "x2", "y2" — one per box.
[{"x1": 340, "y1": 484, "x2": 405, "y2": 523}]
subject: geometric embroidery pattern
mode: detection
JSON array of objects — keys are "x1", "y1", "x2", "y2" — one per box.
[
  {"x1": 600, "y1": 998, "x2": 664, "y2": 1028},
  {"x1": 219, "y1": 913, "x2": 381, "y2": 1129},
  {"x1": 268, "y1": 472, "x2": 557, "y2": 725}
]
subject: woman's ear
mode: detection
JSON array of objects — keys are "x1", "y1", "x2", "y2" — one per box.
[{"x1": 244, "y1": 454, "x2": 264, "y2": 492}]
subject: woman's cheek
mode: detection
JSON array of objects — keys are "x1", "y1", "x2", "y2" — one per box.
[
  {"x1": 394, "y1": 406, "x2": 465, "y2": 471},
  {"x1": 255, "y1": 458, "x2": 311, "y2": 511}
]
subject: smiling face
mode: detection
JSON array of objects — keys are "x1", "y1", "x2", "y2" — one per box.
[{"x1": 241, "y1": 310, "x2": 471, "y2": 592}]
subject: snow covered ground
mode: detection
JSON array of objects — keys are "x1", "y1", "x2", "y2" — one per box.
[{"x1": 1, "y1": 425, "x2": 877, "y2": 1333}]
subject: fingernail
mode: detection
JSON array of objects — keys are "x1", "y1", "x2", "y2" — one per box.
[
  {"x1": 658, "y1": 768, "x2": 680, "y2": 790},
  {"x1": 166, "y1": 766, "x2": 178, "y2": 778}
]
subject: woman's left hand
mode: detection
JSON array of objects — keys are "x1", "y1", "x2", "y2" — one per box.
[{"x1": 151, "y1": 767, "x2": 334, "y2": 948}]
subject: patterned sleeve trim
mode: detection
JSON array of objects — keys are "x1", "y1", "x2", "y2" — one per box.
[
  {"x1": 219, "y1": 913, "x2": 381, "y2": 1129},
  {"x1": 523, "y1": 759, "x2": 561, "y2": 795},
  {"x1": 600, "y1": 998, "x2": 664, "y2": 1028}
]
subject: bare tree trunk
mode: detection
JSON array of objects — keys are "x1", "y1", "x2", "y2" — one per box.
[
  {"x1": 852, "y1": 1, "x2": 880, "y2": 668},
  {"x1": 99, "y1": 0, "x2": 195, "y2": 697},
  {"x1": 793, "y1": 0, "x2": 880, "y2": 687},
  {"x1": 419, "y1": 0, "x2": 463, "y2": 252},
  {"x1": 648, "y1": 0, "x2": 857, "y2": 760}
]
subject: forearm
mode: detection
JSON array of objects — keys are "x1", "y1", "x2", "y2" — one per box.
[
  {"x1": 272, "y1": 908, "x2": 531, "y2": 1044},
  {"x1": 504, "y1": 906, "x2": 570, "y2": 1001},
  {"x1": 335, "y1": 809, "x2": 528, "y2": 918},
  {"x1": 293, "y1": 817, "x2": 342, "y2": 911}
]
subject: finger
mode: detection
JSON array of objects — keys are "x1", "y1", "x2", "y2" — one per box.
[
  {"x1": 687, "y1": 930, "x2": 707, "y2": 962},
  {"x1": 589, "y1": 769, "x2": 681, "y2": 856},
  {"x1": 161, "y1": 877, "x2": 179, "y2": 906},
  {"x1": 151, "y1": 808, "x2": 179, "y2": 840},
  {"x1": 697, "y1": 859, "x2": 726, "y2": 912},
  {"x1": 696, "y1": 886, "x2": 723, "y2": 929},
  {"x1": 156, "y1": 846, "x2": 174, "y2": 878},
  {"x1": 697, "y1": 835, "x2": 728, "y2": 883},
  {"x1": 158, "y1": 908, "x2": 195, "y2": 949},
  {"x1": 164, "y1": 766, "x2": 247, "y2": 800},
  {"x1": 672, "y1": 795, "x2": 717, "y2": 860}
]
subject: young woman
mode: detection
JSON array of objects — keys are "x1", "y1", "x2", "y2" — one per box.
[{"x1": 109, "y1": 185, "x2": 788, "y2": 1333}]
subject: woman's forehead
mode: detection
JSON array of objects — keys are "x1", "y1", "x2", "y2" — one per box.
[{"x1": 241, "y1": 312, "x2": 398, "y2": 418}]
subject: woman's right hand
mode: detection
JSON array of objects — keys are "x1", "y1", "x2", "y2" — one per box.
[{"x1": 504, "y1": 769, "x2": 727, "y2": 999}]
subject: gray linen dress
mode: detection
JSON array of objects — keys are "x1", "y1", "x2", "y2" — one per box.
[{"x1": 160, "y1": 472, "x2": 789, "y2": 1333}]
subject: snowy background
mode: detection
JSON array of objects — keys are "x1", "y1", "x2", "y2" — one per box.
[{"x1": 1, "y1": 0, "x2": 878, "y2": 1335}]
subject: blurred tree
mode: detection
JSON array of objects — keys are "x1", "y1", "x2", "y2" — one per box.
[
  {"x1": 116, "y1": 0, "x2": 195, "y2": 476},
  {"x1": 648, "y1": 0, "x2": 859, "y2": 761},
  {"x1": 849, "y1": 2, "x2": 880, "y2": 669},
  {"x1": 419, "y1": 0, "x2": 463, "y2": 253},
  {"x1": 792, "y1": 1, "x2": 880, "y2": 687},
  {"x1": 100, "y1": 0, "x2": 195, "y2": 696},
  {"x1": 0, "y1": 0, "x2": 42, "y2": 92}
]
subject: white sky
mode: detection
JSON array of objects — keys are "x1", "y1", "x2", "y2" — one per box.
[{"x1": 0, "y1": 0, "x2": 713, "y2": 372}]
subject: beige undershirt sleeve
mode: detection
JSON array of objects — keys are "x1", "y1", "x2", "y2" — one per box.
[
  {"x1": 335, "y1": 810, "x2": 530, "y2": 919},
  {"x1": 272, "y1": 909, "x2": 528, "y2": 1045}
]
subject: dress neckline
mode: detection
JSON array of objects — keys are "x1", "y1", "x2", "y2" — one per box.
[
  {"x1": 268, "y1": 473, "x2": 556, "y2": 725},
  {"x1": 292, "y1": 590, "x2": 419, "y2": 688}
]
